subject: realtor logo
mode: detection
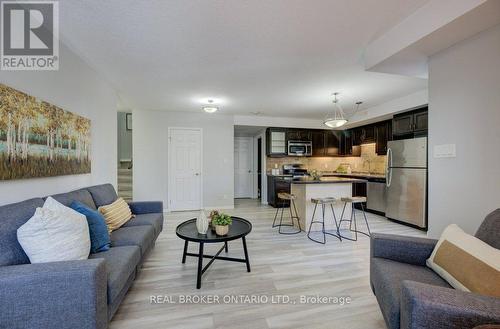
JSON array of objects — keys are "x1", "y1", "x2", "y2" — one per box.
[{"x1": 1, "y1": 1, "x2": 59, "y2": 70}]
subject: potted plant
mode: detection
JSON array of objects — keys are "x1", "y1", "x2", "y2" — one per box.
[
  {"x1": 208, "y1": 210, "x2": 219, "y2": 231},
  {"x1": 211, "y1": 213, "x2": 232, "y2": 236},
  {"x1": 308, "y1": 169, "x2": 323, "y2": 180}
]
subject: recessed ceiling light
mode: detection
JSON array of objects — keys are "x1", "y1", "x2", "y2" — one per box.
[{"x1": 202, "y1": 99, "x2": 219, "y2": 113}]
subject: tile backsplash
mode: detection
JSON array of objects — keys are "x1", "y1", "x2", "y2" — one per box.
[{"x1": 266, "y1": 143, "x2": 387, "y2": 175}]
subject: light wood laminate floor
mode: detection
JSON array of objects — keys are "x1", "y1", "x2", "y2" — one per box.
[{"x1": 110, "y1": 199, "x2": 425, "y2": 329}]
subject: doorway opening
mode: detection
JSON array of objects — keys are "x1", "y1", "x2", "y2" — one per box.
[
  {"x1": 257, "y1": 137, "x2": 262, "y2": 200},
  {"x1": 234, "y1": 125, "x2": 266, "y2": 202},
  {"x1": 117, "y1": 112, "x2": 133, "y2": 201}
]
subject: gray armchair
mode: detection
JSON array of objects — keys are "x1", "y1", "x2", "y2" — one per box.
[{"x1": 370, "y1": 209, "x2": 500, "y2": 329}]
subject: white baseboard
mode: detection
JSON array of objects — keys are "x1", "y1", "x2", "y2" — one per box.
[{"x1": 203, "y1": 205, "x2": 234, "y2": 211}]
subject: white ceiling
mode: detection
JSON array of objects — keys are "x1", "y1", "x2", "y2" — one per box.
[{"x1": 59, "y1": 0, "x2": 429, "y2": 118}]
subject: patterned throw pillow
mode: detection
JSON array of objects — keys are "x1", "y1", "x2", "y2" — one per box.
[
  {"x1": 98, "y1": 197, "x2": 133, "y2": 232},
  {"x1": 427, "y1": 224, "x2": 500, "y2": 297}
]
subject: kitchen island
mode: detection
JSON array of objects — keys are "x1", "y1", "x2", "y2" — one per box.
[{"x1": 291, "y1": 177, "x2": 367, "y2": 232}]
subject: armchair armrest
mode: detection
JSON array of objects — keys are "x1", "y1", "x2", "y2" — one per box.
[
  {"x1": 401, "y1": 280, "x2": 500, "y2": 329},
  {"x1": 128, "y1": 201, "x2": 163, "y2": 214},
  {"x1": 370, "y1": 233, "x2": 438, "y2": 266},
  {"x1": 0, "y1": 259, "x2": 107, "y2": 329}
]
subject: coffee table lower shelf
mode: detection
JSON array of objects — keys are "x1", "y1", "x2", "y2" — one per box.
[{"x1": 182, "y1": 238, "x2": 251, "y2": 289}]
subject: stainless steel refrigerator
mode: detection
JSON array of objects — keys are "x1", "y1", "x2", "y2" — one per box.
[{"x1": 385, "y1": 137, "x2": 427, "y2": 228}]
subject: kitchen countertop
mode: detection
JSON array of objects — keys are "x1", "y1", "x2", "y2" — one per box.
[
  {"x1": 266, "y1": 174, "x2": 292, "y2": 177},
  {"x1": 291, "y1": 177, "x2": 367, "y2": 184},
  {"x1": 323, "y1": 172, "x2": 386, "y2": 180}
]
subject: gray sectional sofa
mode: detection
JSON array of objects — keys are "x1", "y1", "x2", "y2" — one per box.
[
  {"x1": 370, "y1": 209, "x2": 500, "y2": 329},
  {"x1": 0, "y1": 184, "x2": 163, "y2": 329}
]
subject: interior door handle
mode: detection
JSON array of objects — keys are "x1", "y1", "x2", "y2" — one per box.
[
  {"x1": 195, "y1": 173, "x2": 200, "y2": 176},
  {"x1": 248, "y1": 170, "x2": 252, "y2": 173}
]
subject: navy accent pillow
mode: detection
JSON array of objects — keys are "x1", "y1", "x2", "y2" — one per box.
[{"x1": 70, "y1": 201, "x2": 111, "y2": 253}]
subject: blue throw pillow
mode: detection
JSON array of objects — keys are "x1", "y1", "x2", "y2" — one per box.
[{"x1": 70, "y1": 201, "x2": 111, "y2": 253}]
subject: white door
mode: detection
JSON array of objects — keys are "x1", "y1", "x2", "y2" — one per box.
[
  {"x1": 168, "y1": 128, "x2": 202, "y2": 211},
  {"x1": 234, "y1": 137, "x2": 253, "y2": 198}
]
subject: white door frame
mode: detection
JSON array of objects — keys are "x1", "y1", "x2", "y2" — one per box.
[
  {"x1": 167, "y1": 127, "x2": 203, "y2": 211},
  {"x1": 234, "y1": 136, "x2": 254, "y2": 198},
  {"x1": 256, "y1": 130, "x2": 267, "y2": 204}
]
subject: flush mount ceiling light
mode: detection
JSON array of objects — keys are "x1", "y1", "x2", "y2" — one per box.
[
  {"x1": 202, "y1": 99, "x2": 219, "y2": 113},
  {"x1": 324, "y1": 92, "x2": 362, "y2": 128}
]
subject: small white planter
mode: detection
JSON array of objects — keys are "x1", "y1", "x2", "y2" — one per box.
[{"x1": 215, "y1": 225, "x2": 229, "y2": 236}]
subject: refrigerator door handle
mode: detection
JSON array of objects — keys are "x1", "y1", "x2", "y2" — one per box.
[{"x1": 386, "y1": 148, "x2": 392, "y2": 187}]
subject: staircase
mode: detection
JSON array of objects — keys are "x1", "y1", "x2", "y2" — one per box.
[{"x1": 118, "y1": 168, "x2": 133, "y2": 201}]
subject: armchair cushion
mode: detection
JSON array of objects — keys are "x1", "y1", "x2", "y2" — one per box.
[
  {"x1": 0, "y1": 197, "x2": 44, "y2": 266},
  {"x1": 371, "y1": 257, "x2": 451, "y2": 329},
  {"x1": 127, "y1": 201, "x2": 163, "y2": 215},
  {"x1": 48, "y1": 189, "x2": 97, "y2": 210},
  {"x1": 475, "y1": 208, "x2": 500, "y2": 249},
  {"x1": 0, "y1": 259, "x2": 107, "y2": 329},
  {"x1": 89, "y1": 246, "x2": 140, "y2": 305},
  {"x1": 401, "y1": 280, "x2": 500, "y2": 329},
  {"x1": 87, "y1": 184, "x2": 118, "y2": 208},
  {"x1": 110, "y1": 226, "x2": 155, "y2": 256},
  {"x1": 122, "y1": 213, "x2": 163, "y2": 237},
  {"x1": 371, "y1": 233, "x2": 438, "y2": 266}
]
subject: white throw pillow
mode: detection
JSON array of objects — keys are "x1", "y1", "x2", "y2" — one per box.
[{"x1": 17, "y1": 197, "x2": 90, "y2": 263}]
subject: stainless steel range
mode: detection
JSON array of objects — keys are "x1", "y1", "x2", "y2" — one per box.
[{"x1": 282, "y1": 164, "x2": 309, "y2": 180}]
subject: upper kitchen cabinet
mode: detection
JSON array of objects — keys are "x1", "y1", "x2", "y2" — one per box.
[
  {"x1": 392, "y1": 106, "x2": 428, "y2": 138},
  {"x1": 353, "y1": 125, "x2": 375, "y2": 145},
  {"x1": 375, "y1": 120, "x2": 392, "y2": 155},
  {"x1": 413, "y1": 110, "x2": 428, "y2": 133},
  {"x1": 287, "y1": 129, "x2": 311, "y2": 141},
  {"x1": 324, "y1": 130, "x2": 340, "y2": 156},
  {"x1": 266, "y1": 128, "x2": 287, "y2": 157},
  {"x1": 311, "y1": 130, "x2": 326, "y2": 157},
  {"x1": 339, "y1": 130, "x2": 360, "y2": 157}
]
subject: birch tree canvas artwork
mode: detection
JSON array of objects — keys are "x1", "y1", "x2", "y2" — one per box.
[{"x1": 0, "y1": 83, "x2": 91, "y2": 180}]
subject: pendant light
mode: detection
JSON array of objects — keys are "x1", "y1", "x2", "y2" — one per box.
[
  {"x1": 202, "y1": 99, "x2": 219, "y2": 113},
  {"x1": 323, "y1": 92, "x2": 362, "y2": 128},
  {"x1": 324, "y1": 92, "x2": 346, "y2": 128}
]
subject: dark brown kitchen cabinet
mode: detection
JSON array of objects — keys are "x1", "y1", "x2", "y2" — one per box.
[
  {"x1": 393, "y1": 113, "x2": 414, "y2": 135},
  {"x1": 352, "y1": 182, "x2": 367, "y2": 209},
  {"x1": 266, "y1": 128, "x2": 287, "y2": 157},
  {"x1": 287, "y1": 129, "x2": 311, "y2": 141},
  {"x1": 339, "y1": 130, "x2": 360, "y2": 157},
  {"x1": 393, "y1": 106, "x2": 428, "y2": 137},
  {"x1": 413, "y1": 110, "x2": 428, "y2": 132},
  {"x1": 324, "y1": 130, "x2": 340, "y2": 156},
  {"x1": 375, "y1": 120, "x2": 392, "y2": 155},
  {"x1": 354, "y1": 125, "x2": 375, "y2": 145},
  {"x1": 267, "y1": 176, "x2": 291, "y2": 208},
  {"x1": 311, "y1": 130, "x2": 326, "y2": 157}
]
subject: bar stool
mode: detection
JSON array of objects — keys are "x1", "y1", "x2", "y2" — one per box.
[
  {"x1": 272, "y1": 192, "x2": 301, "y2": 234},
  {"x1": 307, "y1": 197, "x2": 342, "y2": 244},
  {"x1": 338, "y1": 196, "x2": 371, "y2": 241}
]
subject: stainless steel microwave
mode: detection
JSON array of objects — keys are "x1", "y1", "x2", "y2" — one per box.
[{"x1": 288, "y1": 141, "x2": 312, "y2": 156}]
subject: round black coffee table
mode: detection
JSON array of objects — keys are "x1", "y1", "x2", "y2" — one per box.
[{"x1": 176, "y1": 217, "x2": 252, "y2": 289}]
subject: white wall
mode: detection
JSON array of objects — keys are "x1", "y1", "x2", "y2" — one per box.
[
  {"x1": 133, "y1": 110, "x2": 234, "y2": 210},
  {"x1": 0, "y1": 43, "x2": 118, "y2": 206},
  {"x1": 428, "y1": 24, "x2": 500, "y2": 237}
]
